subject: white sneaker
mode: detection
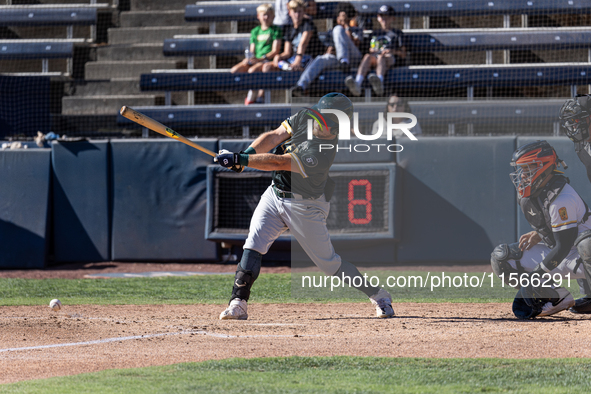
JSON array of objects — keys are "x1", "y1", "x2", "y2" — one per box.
[
  {"x1": 367, "y1": 73, "x2": 384, "y2": 96},
  {"x1": 219, "y1": 298, "x2": 248, "y2": 320},
  {"x1": 539, "y1": 287, "x2": 575, "y2": 317},
  {"x1": 345, "y1": 76, "x2": 361, "y2": 96},
  {"x1": 369, "y1": 288, "x2": 395, "y2": 318}
]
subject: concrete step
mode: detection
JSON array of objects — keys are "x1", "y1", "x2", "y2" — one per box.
[
  {"x1": 119, "y1": 10, "x2": 187, "y2": 27},
  {"x1": 108, "y1": 26, "x2": 204, "y2": 45},
  {"x1": 130, "y1": 0, "x2": 194, "y2": 11},
  {"x1": 62, "y1": 95, "x2": 162, "y2": 115},
  {"x1": 85, "y1": 60, "x2": 179, "y2": 79},
  {"x1": 97, "y1": 44, "x2": 167, "y2": 61},
  {"x1": 72, "y1": 79, "x2": 142, "y2": 96}
]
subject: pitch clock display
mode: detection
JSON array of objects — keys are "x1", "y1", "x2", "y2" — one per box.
[{"x1": 206, "y1": 164, "x2": 396, "y2": 241}]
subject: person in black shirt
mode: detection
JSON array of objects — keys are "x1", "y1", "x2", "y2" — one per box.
[
  {"x1": 262, "y1": 0, "x2": 322, "y2": 72},
  {"x1": 345, "y1": 4, "x2": 406, "y2": 97}
]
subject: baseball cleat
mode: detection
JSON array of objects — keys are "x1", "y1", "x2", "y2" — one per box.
[
  {"x1": 219, "y1": 298, "x2": 248, "y2": 320},
  {"x1": 345, "y1": 76, "x2": 361, "y2": 97},
  {"x1": 368, "y1": 73, "x2": 384, "y2": 96},
  {"x1": 569, "y1": 297, "x2": 591, "y2": 314},
  {"x1": 539, "y1": 287, "x2": 575, "y2": 317},
  {"x1": 369, "y1": 288, "x2": 395, "y2": 318}
]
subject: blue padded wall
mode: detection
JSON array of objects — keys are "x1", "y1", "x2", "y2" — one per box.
[
  {"x1": 396, "y1": 137, "x2": 517, "y2": 263},
  {"x1": 110, "y1": 139, "x2": 219, "y2": 261},
  {"x1": 516, "y1": 137, "x2": 591, "y2": 238},
  {"x1": 52, "y1": 140, "x2": 110, "y2": 262},
  {"x1": 218, "y1": 139, "x2": 253, "y2": 154},
  {"x1": 0, "y1": 149, "x2": 51, "y2": 268}
]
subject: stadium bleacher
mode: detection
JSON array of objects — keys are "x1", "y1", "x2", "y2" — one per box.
[
  {"x1": 1, "y1": 0, "x2": 590, "y2": 137},
  {"x1": 0, "y1": 39, "x2": 81, "y2": 75},
  {"x1": 0, "y1": 4, "x2": 110, "y2": 40},
  {"x1": 140, "y1": 64, "x2": 591, "y2": 103},
  {"x1": 185, "y1": 0, "x2": 591, "y2": 30},
  {"x1": 166, "y1": 28, "x2": 591, "y2": 59},
  {"x1": 117, "y1": 99, "x2": 567, "y2": 138}
]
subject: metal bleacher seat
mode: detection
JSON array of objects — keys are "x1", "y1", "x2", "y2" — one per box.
[
  {"x1": 186, "y1": 0, "x2": 591, "y2": 31},
  {"x1": 0, "y1": 39, "x2": 80, "y2": 76},
  {"x1": 0, "y1": 4, "x2": 110, "y2": 41},
  {"x1": 142, "y1": 59, "x2": 591, "y2": 104},
  {"x1": 166, "y1": 27, "x2": 591, "y2": 66},
  {"x1": 117, "y1": 99, "x2": 567, "y2": 138}
]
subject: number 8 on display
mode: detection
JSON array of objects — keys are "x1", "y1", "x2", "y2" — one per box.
[{"x1": 348, "y1": 179, "x2": 372, "y2": 225}]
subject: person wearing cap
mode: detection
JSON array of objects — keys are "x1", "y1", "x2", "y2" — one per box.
[
  {"x1": 345, "y1": 4, "x2": 406, "y2": 97},
  {"x1": 214, "y1": 93, "x2": 396, "y2": 321}
]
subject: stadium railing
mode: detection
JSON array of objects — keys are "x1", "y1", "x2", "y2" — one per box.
[
  {"x1": 0, "y1": 39, "x2": 81, "y2": 76},
  {"x1": 0, "y1": 4, "x2": 110, "y2": 41},
  {"x1": 185, "y1": 0, "x2": 591, "y2": 31},
  {"x1": 116, "y1": 99, "x2": 566, "y2": 138}
]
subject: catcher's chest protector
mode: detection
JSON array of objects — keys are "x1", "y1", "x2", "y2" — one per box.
[{"x1": 519, "y1": 175, "x2": 569, "y2": 248}]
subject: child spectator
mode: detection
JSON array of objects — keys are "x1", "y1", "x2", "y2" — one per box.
[
  {"x1": 291, "y1": 2, "x2": 362, "y2": 97},
  {"x1": 232, "y1": 4, "x2": 282, "y2": 105},
  {"x1": 262, "y1": 0, "x2": 322, "y2": 73},
  {"x1": 273, "y1": 0, "x2": 317, "y2": 28},
  {"x1": 345, "y1": 5, "x2": 406, "y2": 97}
]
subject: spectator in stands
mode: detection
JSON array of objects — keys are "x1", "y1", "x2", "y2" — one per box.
[
  {"x1": 262, "y1": 0, "x2": 323, "y2": 73},
  {"x1": 231, "y1": 4, "x2": 283, "y2": 105},
  {"x1": 371, "y1": 94, "x2": 422, "y2": 136},
  {"x1": 291, "y1": 2, "x2": 362, "y2": 97},
  {"x1": 345, "y1": 5, "x2": 406, "y2": 97},
  {"x1": 273, "y1": 0, "x2": 317, "y2": 28}
]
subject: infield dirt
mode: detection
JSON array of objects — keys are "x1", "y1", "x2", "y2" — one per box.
[
  {"x1": 1, "y1": 262, "x2": 590, "y2": 384},
  {"x1": 2, "y1": 302, "x2": 591, "y2": 384}
]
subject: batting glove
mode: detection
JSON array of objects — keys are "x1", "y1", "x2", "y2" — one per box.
[
  {"x1": 214, "y1": 149, "x2": 249, "y2": 172},
  {"x1": 214, "y1": 149, "x2": 237, "y2": 168}
]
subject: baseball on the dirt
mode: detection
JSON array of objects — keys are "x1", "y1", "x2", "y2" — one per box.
[{"x1": 49, "y1": 299, "x2": 62, "y2": 312}]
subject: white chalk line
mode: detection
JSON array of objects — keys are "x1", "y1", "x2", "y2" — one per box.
[{"x1": 0, "y1": 330, "x2": 321, "y2": 353}]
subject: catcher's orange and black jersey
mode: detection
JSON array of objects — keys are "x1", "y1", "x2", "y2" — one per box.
[{"x1": 271, "y1": 109, "x2": 337, "y2": 198}]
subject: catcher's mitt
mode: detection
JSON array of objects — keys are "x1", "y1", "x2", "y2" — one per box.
[{"x1": 512, "y1": 283, "x2": 560, "y2": 319}]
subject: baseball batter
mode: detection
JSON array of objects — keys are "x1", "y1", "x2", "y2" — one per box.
[
  {"x1": 491, "y1": 141, "x2": 591, "y2": 318},
  {"x1": 214, "y1": 93, "x2": 394, "y2": 320},
  {"x1": 558, "y1": 95, "x2": 591, "y2": 313}
]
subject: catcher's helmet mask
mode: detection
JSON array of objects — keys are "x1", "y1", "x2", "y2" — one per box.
[
  {"x1": 510, "y1": 140, "x2": 566, "y2": 198},
  {"x1": 559, "y1": 96, "x2": 591, "y2": 143},
  {"x1": 310, "y1": 92, "x2": 354, "y2": 135}
]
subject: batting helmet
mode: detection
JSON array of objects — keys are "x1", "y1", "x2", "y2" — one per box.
[
  {"x1": 311, "y1": 92, "x2": 354, "y2": 134},
  {"x1": 559, "y1": 96, "x2": 591, "y2": 143},
  {"x1": 510, "y1": 140, "x2": 561, "y2": 198}
]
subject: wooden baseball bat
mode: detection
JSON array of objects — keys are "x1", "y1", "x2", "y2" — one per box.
[{"x1": 120, "y1": 106, "x2": 216, "y2": 157}]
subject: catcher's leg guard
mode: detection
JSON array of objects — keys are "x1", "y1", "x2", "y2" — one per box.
[
  {"x1": 230, "y1": 249, "x2": 262, "y2": 302},
  {"x1": 575, "y1": 230, "x2": 591, "y2": 279},
  {"x1": 491, "y1": 242, "x2": 525, "y2": 287},
  {"x1": 572, "y1": 231, "x2": 591, "y2": 313}
]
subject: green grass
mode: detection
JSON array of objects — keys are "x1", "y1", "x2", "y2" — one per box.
[
  {"x1": 0, "y1": 271, "x2": 582, "y2": 306},
  {"x1": 3, "y1": 356, "x2": 591, "y2": 393},
  {"x1": 0, "y1": 274, "x2": 289, "y2": 306}
]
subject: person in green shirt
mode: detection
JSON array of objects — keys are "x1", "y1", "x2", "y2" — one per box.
[{"x1": 231, "y1": 3, "x2": 283, "y2": 105}]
